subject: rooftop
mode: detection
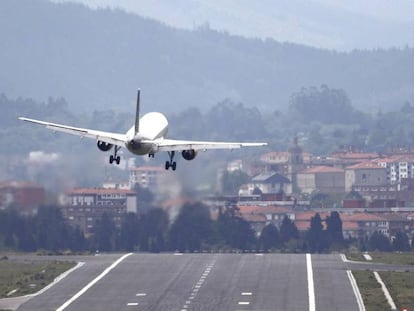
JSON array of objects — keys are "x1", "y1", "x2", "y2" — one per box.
[
  {"x1": 66, "y1": 188, "x2": 135, "y2": 195},
  {"x1": 301, "y1": 166, "x2": 344, "y2": 174}
]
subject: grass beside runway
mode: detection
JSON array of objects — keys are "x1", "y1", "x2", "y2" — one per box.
[
  {"x1": 379, "y1": 271, "x2": 414, "y2": 311},
  {"x1": 353, "y1": 270, "x2": 414, "y2": 311},
  {"x1": 0, "y1": 257, "x2": 75, "y2": 298},
  {"x1": 352, "y1": 270, "x2": 389, "y2": 311},
  {"x1": 346, "y1": 251, "x2": 414, "y2": 265}
]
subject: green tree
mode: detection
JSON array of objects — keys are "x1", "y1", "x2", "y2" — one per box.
[
  {"x1": 259, "y1": 224, "x2": 280, "y2": 252},
  {"x1": 279, "y1": 216, "x2": 299, "y2": 246},
  {"x1": 93, "y1": 213, "x2": 116, "y2": 252},
  {"x1": 306, "y1": 213, "x2": 327, "y2": 253},
  {"x1": 325, "y1": 211, "x2": 344, "y2": 249},
  {"x1": 139, "y1": 208, "x2": 169, "y2": 252},
  {"x1": 215, "y1": 207, "x2": 257, "y2": 250},
  {"x1": 221, "y1": 170, "x2": 250, "y2": 195},
  {"x1": 368, "y1": 231, "x2": 392, "y2": 252},
  {"x1": 169, "y1": 203, "x2": 213, "y2": 252},
  {"x1": 119, "y1": 213, "x2": 140, "y2": 252},
  {"x1": 392, "y1": 231, "x2": 411, "y2": 251}
]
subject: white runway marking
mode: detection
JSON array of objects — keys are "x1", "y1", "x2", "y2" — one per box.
[
  {"x1": 346, "y1": 270, "x2": 366, "y2": 311},
  {"x1": 374, "y1": 271, "x2": 396, "y2": 310},
  {"x1": 238, "y1": 301, "x2": 250, "y2": 305},
  {"x1": 56, "y1": 253, "x2": 133, "y2": 311},
  {"x1": 127, "y1": 302, "x2": 139, "y2": 306},
  {"x1": 306, "y1": 253, "x2": 316, "y2": 311},
  {"x1": 136, "y1": 293, "x2": 147, "y2": 297},
  {"x1": 180, "y1": 258, "x2": 217, "y2": 310},
  {"x1": 241, "y1": 292, "x2": 252, "y2": 296}
]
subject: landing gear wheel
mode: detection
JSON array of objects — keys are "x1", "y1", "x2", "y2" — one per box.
[
  {"x1": 165, "y1": 151, "x2": 177, "y2": 170},
  {"x1": 109, "y1": 146, "x2": 121, "y2": 165}
]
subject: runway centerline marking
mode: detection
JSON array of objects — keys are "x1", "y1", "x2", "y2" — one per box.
[
  {"x1": 56, "y1": 253, "x2": 133, "y2": 311},
  {"x1": 127, "y1": 302, "x2": 139, "y2": 306},
  {"x1": 306, "y1": 253, "x2": 316, "y2": 311},
  {"x1": 238, "y1": 301, "x2": 250, "y2": 305},
  {"x1": 241, "y1": 292, "x2": 252, "y2": 296},
  {"x1": 136, "y1": 293, "x2": 147, "y2": 297}
]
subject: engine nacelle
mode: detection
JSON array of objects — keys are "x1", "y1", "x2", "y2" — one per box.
[
  {"x1": 97, "y1": 140, "x2": 113, "y2": 152},
  {"x1": 181, "y1": 149, "x2": 198, "y2": 161}
]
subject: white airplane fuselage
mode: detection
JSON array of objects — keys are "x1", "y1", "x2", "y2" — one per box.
[{"x1": 125, "y1": 112, "x2": 168, "y2": 155}]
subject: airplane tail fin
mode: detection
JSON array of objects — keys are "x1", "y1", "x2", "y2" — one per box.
[{"x1": 134, "y1": 89, "x2": 140, "y2": 134}]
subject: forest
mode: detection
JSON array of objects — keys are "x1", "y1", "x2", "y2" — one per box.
[
  {"x1": 0, "y1": 204, "x2": 411, "y2": 254},
  {"x1": 1, "y1": 0, "x2": 414, "y2": 114}
]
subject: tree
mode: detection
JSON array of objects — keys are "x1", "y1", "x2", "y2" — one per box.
[
  {"x1": 368, "y1": 231, "x2": 392, "y2": 252},
  {"x1": 215, "y1": 207, "x2": 257, "y2": 250},
  {"x1": 392, "y1": 231, "x2": 411, "y2": 251},
  {"x1": 279, "y1": 216, "x2": 299, "y2": 246},
  {"x1": 169, "y1": 203, "x2": 213, "y2": 252},
  {"x1": 93, "y1": 213, "x2": 116, "y2": 252},
  {"x1": 259, "y1": 224, "x2": 280, "y2": 252},
  {"x1": 325, "y1": 211, "x2": 344, "y2": 249},
  {"x1": 221, "y1": 170, "x2": 250, "y2": 195},
  {"x1": 119, "y1": 213, "x2": 140, "y2": 252},
  {"x1": 306, "y1": 213, "x2": 328, "y2": 253},
  {"x1": 139, "y1": 208, "x2": 169, "y2": 252}
]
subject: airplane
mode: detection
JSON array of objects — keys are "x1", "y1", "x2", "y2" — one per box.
[{"x1": 18, "y1": 90, "x2": 267, "y2": 170}]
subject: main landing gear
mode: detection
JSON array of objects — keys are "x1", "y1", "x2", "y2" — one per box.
[
  {"x1": 165, "y1": 151, "x2": 177, "y2": 170},
  {"x1": 109, "y1": 146, "x2": 121, "y2": 165}
]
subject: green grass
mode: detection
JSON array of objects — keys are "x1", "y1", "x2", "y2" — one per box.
[
  {"x1": 0, "y1": 259, "x2": 75, "y2": 298},
  {"x1": 379, "y1": 271, "x2": 414, "y2": 311},
  {"x1": 368, "y1": 252, "x2": 414, "y2": 265},
  {"x1": 346, "y1": 251, "x2": 414, "y2": 265},
  {"x1": 352, "y1": 270, "x2": 389, "y2": 311}
]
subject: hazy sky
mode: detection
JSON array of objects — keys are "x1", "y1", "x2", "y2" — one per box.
[{"x1": 49, "y1": 0, "x2": 414, "y2": 50}]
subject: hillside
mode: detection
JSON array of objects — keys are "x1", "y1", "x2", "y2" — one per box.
[{"x1": 0, "y1": 0, "x2": 414, "y2": 113}]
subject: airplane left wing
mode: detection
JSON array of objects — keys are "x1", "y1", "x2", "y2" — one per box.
[
  {"x1": 18, "y1": 117, "x2": 127, "y2": 146},
  {"x1": 150, "y1": 138, "x2": 267, "y2": 152}
]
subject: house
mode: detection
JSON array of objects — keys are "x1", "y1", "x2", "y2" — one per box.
[
  {"x1": 241, "y1": 172, "x2": 291, "y2": 196},
  {"x1": 297, "y1": 166, "x2": 345, "y2": 194},
  {"x1": 345, "y1": 161, "x2": 387, "y2": 192},
  {"x1": 375, "y1": 155, "x2": 414, "y2": 184},
  {"x1": 60, "y1": 188, "x2": 137, "y2": 235},
  {"x1": 129, "y1": 166, "x2": 164, "y2": 191}
]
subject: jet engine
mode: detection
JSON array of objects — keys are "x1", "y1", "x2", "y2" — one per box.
[
  {"x1": 97, "y1": 140, "x2": 113, "y2": 152},
  {"x1": 181, "y1": 149, "x2": 198, "y2": 161}
]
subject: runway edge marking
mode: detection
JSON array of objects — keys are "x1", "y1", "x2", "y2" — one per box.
[
  {"x1": 306, "y1": 253, "x2": 316, "y2": 311},
  {"x1": 56, "y1": 253, "x2": 133, "y2": 311},
  {"x1": 346, "y1": 270, "x2": 366, "y2": 311},
  {"x1": 373, "y1": 271, "x2": 397, "y2": 310}
]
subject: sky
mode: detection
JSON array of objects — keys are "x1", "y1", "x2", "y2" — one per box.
[{"x1": 51, "y1": 0, "x2": 414, "y2": 51}]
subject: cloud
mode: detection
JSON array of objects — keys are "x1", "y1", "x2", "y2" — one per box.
[{"x1": 28, "y1": 151, "x2": 60, "y2": 164}]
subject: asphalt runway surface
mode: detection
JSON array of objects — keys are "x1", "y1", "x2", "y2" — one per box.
[{"x1": 14, "y1": 252, "x2": 376, "y2": 311}]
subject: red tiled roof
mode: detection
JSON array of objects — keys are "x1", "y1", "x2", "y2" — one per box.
[
  {"x1": 346, "y1": 161, "x2": 383, "y2": 170},
  {"x1": 242, "y1": 214, "x2": 266, "y2": 222},
  {"x1": 301, "y1": 166, "x2": 344, "y2": 174},
  {"x1": 294, "y1": 211, "x2": 330, "y2": 221},
  {"x1": 252, "y1": 206, "x2": 291, "y2": 215},
  {"x1": 331, "y1": 152, "x2": 378, "y2": 160},
  {"x1": 342, "y1": 213, "x2": 385, "y2": 222},
  {"x1": 238, "y1": 205, "x2": 262, "y2": 215},
  {"x1": 342, "y1": 221, "x2": 359, "y2": 230}
]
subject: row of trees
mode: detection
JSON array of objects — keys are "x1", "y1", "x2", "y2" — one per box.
[{"x1": 1, "y1": 204, "x2": 412, "y2": 254}]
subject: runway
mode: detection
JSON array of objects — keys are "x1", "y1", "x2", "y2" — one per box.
[{"x1": 18, "y1": 253, "x2": 361, "y2": 311}]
